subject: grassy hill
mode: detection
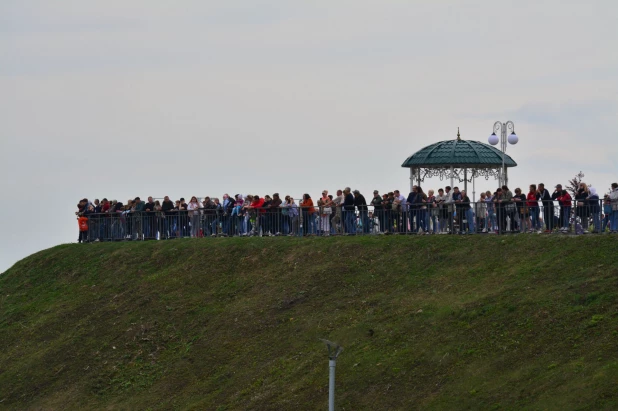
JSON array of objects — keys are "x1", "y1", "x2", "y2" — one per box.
[{"x1": 1, "y1": 236, "x2": 618, "y2": 410}]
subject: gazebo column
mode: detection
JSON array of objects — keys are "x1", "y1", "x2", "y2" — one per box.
[
  {"x1": 417, "y1": 168, "x2": 421, "y2": 188},
  {"x1": 409, "y1": 168, "x2": 414, "y2": 193},
  {"x1": 464, "y1": 168, "x2": 468, "y2": 193}
]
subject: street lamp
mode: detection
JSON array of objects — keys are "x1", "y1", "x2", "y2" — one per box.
[
  {"x1": 488, "y1": 121, "x2": 518, "y2": 186},
  {"x1": 321, "y1": 339, "x2": 343, "y2": 411}
]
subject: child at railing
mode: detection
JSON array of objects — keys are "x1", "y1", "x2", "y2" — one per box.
[{"x1": 78, "y1": 215, "x2": 89, "y2": 243}]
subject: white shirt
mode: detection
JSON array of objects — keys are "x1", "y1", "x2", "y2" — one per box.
[{"x1": 397, "y1": 194, "x2": 407, "y2": 211}]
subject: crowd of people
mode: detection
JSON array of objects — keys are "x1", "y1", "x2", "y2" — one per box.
[{"x1": 75, "y1": 182, "x2": 618, "y2": 242}]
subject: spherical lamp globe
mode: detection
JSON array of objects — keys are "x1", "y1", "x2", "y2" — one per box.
[
  {"x1": 508, "y1": 132, "x2": 519, "y2": 145},
  {"x1": 488, "y1": 133, "x2": 499, "y2": 145}
]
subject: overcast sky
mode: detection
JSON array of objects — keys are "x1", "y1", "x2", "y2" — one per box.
[{"x1": 1, "y1": 0, "x2": 617, "y2": 272}]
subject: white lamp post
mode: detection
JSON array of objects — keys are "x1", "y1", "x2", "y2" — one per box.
[
  {"x1": 321, "y1": 339, "x2": 343, "y2": 411},
  {"x1": 488, "y1": 121, "x2": 518, "y2": 186}
]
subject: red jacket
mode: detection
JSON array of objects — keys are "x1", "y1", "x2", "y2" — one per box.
[
  {"x1": 526, "y1": 192, "x2": 539, "y2": 207},
  {"x1": 251, "y1": 198, "x2": 265, "y2": 214},
  {"x1": 557, "y1": 192, "x2": 572, "y2": 207},
  {"x1": 78, "y1": 216, "x2": 89, "y2": 231}
]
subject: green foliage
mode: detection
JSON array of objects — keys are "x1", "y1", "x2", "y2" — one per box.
[{"x1": 1, "y1": 236, "x2": 618, "y2": 410}]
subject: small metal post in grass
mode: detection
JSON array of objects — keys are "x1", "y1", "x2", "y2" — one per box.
[{"x1": 321, "y1": 339, "x2": 343, "y2": 411}]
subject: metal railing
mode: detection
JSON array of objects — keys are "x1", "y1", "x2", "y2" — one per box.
[{"x1": 77, "y1": 199, "x2": 617, "y2": 242}]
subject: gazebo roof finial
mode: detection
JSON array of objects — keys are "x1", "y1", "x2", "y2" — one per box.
[{"x1": 457, "y1": 127, "x2": 461, "y2": 141}]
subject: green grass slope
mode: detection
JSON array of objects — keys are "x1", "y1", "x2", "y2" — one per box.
[{"x1": 1, "y1": 236, "x2": 618, "y2": 410}]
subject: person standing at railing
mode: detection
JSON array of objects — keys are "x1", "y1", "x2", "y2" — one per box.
[
  {"x1": 587, "y1": 187, "x2": 601, "y2": 233},
  {"x1": 575, "y1": 183, "x2": 591, "y2": 232},
  {"x1": 161, "y1": 196, "x2": 174, "y2": 239},
  {"x1": 133, "y1": 197, "x2": 145, "y2": 240},
  {"x1": 239, "y1": 195, "x2": 253, "y2": 235},
  {"x1": 287, "y1": 197, "x2": 300, "y2": 236},
  {"x1": 281, "y1": 195, "x2": 290, "y2": 235},
  {"x1": 318, "y1": 191, "x2": 331, "y2": 236},
  {"x1": 200, "y1": 197, "x2": 215, "y2": 237},
  {"x1": 154, "y1": 200, "x2": 164, "y2": 239},
  {"x1": 527, "y1": 185, "x2": 541, "y2": 233},
  {"x1": 300, "y1": 194, "x2": 316, "y2": 236},
  {"x1": 602, "y1": 195, "x2": 612, "y2": 232},
  {"x1": 460, "y1": 190, "x2": 474, "y2": 234},
  {"x1": 261, "y1": 195, "x2": 273, "y2": 236},
  {"x1": 353, "y1": 190, "x2": 369, "y2": 234},
  {"x1": 248, "y1": 195, "x2": 264, "y2": 236},
  {"x1": 221, "y1": 194, "x2": 235, "y2": 236},
  {"x1": 551, "y1": 185, "x2": 564, "y2": 231},
  {"x1": 371, "y1": 190, "x2": 384, "y2": 234},
  {"x1": 317, "y1": 191, "x2": 329, "y2": 236},
  {"x1": 143, "y1": 196, "x2": 156, "y2": 240},
  {"x1": 187, "y1": 196, "x2": 201, "y2": 238},
  {"x1": 327, "y1": 189, "x2": 344, "y2": 235},
  {"x1": 342, "y1": 188, "x2": 356, "y2": 235},
  {"x1": 538, "y1": 183, "x2": 554, "y2": 232},
  {"x1": 609, "y1": 183, "x2": 618, "y2": 233},
  {"x1": 513, "y1": 188, "x2": 529, "y2": 233},
  {"x1": 407, "y1": 187, "x2": 418, "y2": 233},
  {"x1": 494, "y1": 187, "x2": 506, "y2": 233},
  {"x1": 270, "y1": 193, "x2": 283, "y2": 236},
  {"x1": 415, "y1": 187, "x2": 429, "y2": 234},
  {"x1": 78, "y1": 214, "x2": 89, "y2": 243},
  {"x1": 452, "y1": 187, "x2": 463, "y2": 234},
  {"x1": 556, "y1": 187, "x2": 572, "y2": 232},
  {"x1": 211, "y1": 198, "x2": 222, "y2": 236},
  {"x1": 179, "y1": 198, "x2": 189, "y2": 237},
  {"x1": 233, "y1": 194, "x2": 245, "y2": 236},
  {"x1": 384, "y1": 193, "x2": 394, "y2": 233},
  {"x1": 393, "y1": 189, "x2": 407, "y2": 233},
  {"x1": 443, "y1": 186, "x2": 454, "y2": 234},
  {"x1": 435, "y1": 188, "x2": 447, "y2": 233},
  {"x1": 99, "y1": 198, "x2": 111, "y2": 241},
  {"x1": 427, "y1": 189, "x2": 439, "y2": 234},
  {"x1": 476, "y1": 192, "x2": 487, "y2": 233},
  {"x1": 485, "y1": 191, "x2": 496, "y2": 233},
  {"x1": 501, "y1": 186, "x2": 516, "y2": 233}
]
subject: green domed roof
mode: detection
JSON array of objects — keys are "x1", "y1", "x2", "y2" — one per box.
[{"x1": 401, "y1": 139, "x2": 517, "y2": 168}]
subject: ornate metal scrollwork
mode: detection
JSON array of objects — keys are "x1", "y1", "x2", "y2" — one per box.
[{"x1": 415, "y1": 166, "x2": 502, "y2": 183}]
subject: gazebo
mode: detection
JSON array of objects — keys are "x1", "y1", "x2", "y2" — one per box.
[{"x1": 401, "y1": 129, "x2": 517, "y2": 200}]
